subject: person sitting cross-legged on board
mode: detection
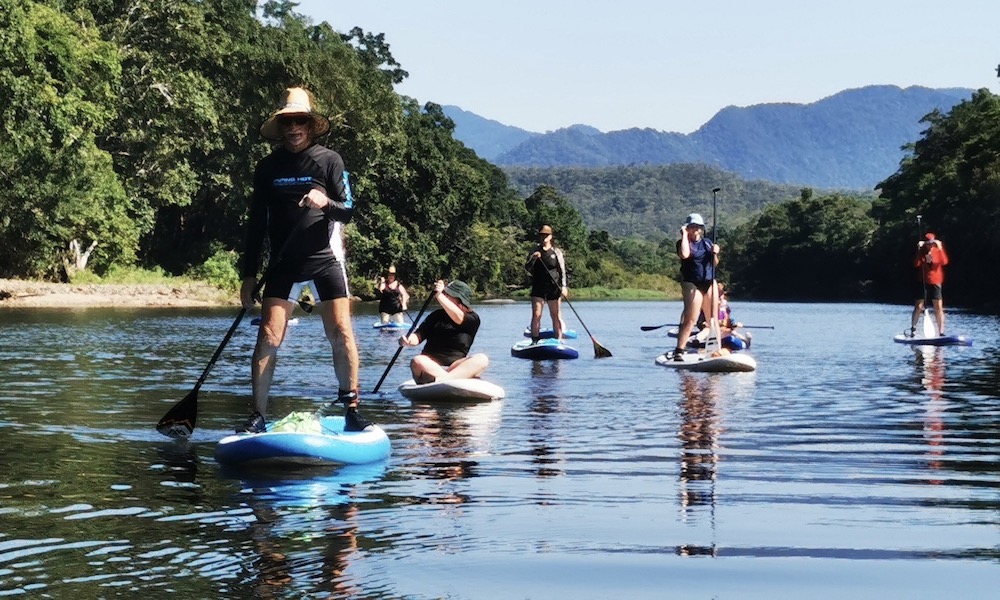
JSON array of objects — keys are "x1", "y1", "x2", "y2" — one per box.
[{"x1": 398, "y1": 280, "x2": 489, "y2": 384}]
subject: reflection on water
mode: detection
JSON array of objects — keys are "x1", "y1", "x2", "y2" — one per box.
[
  {"x1": 0, "y1": 302, "x2": 997, "y2": 598},
  {"x1": 916, "y1": 347, "x2": 946, "y2": 483},
  {"x1": 527, "y1": 361, "x2": 567, "y2": 479},
  {"x1": 226, "y1": 463, "x2": 384, "y2": 597},
  {"x1": 676, "y1": 372, "x2": 720, "y2": 557}
]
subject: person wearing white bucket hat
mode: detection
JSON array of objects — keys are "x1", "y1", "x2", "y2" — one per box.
[
  {"x1": 238, "y1": 86, "x2": 371, "y2": 433},
  {"x1": 670, "y1": 213, "x2": 720, "y2": 361}
]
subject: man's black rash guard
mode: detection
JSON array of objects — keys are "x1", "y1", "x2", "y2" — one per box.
[{"x1": 241, "y1": 144, "x2": 355, "y2": 281}]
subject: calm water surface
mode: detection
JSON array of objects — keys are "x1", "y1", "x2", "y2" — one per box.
[{"x1": 0, "y1": 300, "x2": 997, "y2": 599}]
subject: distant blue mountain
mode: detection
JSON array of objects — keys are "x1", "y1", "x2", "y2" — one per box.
[
  {"x1": 440, "y1": 105, "x2": 539, "y2": 160},
  {"x1": 444, "y1": 86, "x2": 974, "y2": 189}
]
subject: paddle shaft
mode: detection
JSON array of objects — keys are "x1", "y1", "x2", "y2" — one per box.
[
  {"x1": 642, "y1": 322, "x2": 773, "y2": 332},
  {"x1": 917, "y1": 215, "x2": 928, "y2": 300},
  {"x1": 156, "y1": 208, "x2": 309, "y2": 437},
  {"x1": 371, "y1": 289, "x2": 436, "y2": 393},
  {"x1": 530, "y1": 245, "x2": 611, "y2": 357},
  {"x1": 708, "y1": 187, "x2": 721, "y2": 354},
  {"x1": 560, "y1": 294, "x2": 612, "y2": 357}
]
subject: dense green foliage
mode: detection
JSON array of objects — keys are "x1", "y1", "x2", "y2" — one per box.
[
  {"x1": 872, "y1": 89, "x2": 1000, "y2": 305},
  {"x1": 725, "y1": 190, "x2": 877, "y2": 299},
  {"x1": 505, "y1": 164, "x2": 806, "y2": 240},
  {"x1": 0, "y1": 0, "x2": 136, "y2": 278}
]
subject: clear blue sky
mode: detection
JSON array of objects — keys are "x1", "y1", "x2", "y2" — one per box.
[{"x1": 294, "y1": 0, "x2": 1000, "y2": 134}]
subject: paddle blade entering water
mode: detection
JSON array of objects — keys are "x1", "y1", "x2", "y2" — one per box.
[
  {"x1": 921, "y1": 309, "x2": 935, "y2": 338},
  {"x1": 157, "y1": 388, "x2": 198, "y2": 438}
]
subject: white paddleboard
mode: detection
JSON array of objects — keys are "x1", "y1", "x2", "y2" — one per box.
[
  {"x1": 655, "y1": 351, "x2": 757, "y2": 372},
  {"x1": 893, "y1": 334, "x2": 972, "y2": 347},
  {"x1": 398, "y1": 378, "x2": 505, "y2": 402}
]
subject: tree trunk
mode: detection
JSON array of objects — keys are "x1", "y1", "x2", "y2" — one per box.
[{"x1": 64, "y1": 239, "x2": 98, "y2": 279}]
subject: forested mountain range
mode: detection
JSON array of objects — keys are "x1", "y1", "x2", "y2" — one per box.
[
  {"x1": 504, "y1": 164, "x2": 810, "y2": 241},
  {"x1": 444, "y1": 86, "x2": 973, "y2": 189}
]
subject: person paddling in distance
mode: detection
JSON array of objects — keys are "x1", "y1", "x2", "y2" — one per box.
[
  {"x1": 670, "y1": 213, "x2": 720, "y2": 361},
  {"x1": 525, "y1": 224, "x2": 568, "y2": 344},
  {"x1": 238, "y1": 86, "x2": 371, "y2": 434},
  {"x1": 376, "y1": 265, "x2": 409, "y2": 324},
  {"x1": 398, "y1": 280, "x2": 489, "y2": 384},
  {"x1": 909, "y1": 232, "x2": 949, "y2": 337}
]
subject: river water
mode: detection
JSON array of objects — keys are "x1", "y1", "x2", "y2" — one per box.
[{"x1": 0, "y1": 300, "x2": 996, "y2": 599}]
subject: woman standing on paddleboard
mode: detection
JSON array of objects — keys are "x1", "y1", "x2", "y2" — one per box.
[
  {"x1": 525, "y1": 225, "x2": 568, "y2": 344},
  {"x1": 376, "y1": 265, "x2": 409, "y2": 324},
  {"x1": 671, "y1": 213, "x2": 720, "y2": 361}
]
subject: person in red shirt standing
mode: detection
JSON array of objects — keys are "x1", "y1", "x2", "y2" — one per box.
[{"x1": 909, "y1": 232, "x2": 949, "y2": 337}]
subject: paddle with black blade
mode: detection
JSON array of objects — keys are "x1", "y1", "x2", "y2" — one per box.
[
  {"x1": 562, "y1": 295, "x2": 612, "y2": 358},
  {"x1": 156, "y1": 210, "x2": 308, "y2": 438},
  {"x1": 371, "y1": 289, "x2": 437, "y2": 393}
]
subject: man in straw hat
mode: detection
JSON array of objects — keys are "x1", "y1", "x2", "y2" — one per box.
[{"x1": 238, "y1": 86, "x2": 371, "y2": 433}]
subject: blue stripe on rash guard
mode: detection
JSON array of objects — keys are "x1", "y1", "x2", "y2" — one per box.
[{"x1": 342, "y1": 171, "x2": 354, "y2": 208}]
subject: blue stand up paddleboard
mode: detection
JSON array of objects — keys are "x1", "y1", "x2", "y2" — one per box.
[
  {"x1": 215, "y1": 414, "x2": 391, "y2": 468},
  {"x1": 522, "y1": 327, "x2": 579, "y2": 339},
  {"x1": 373, "y1": 321, "x2": 409, "y2": 330},
  {"x1": 511, "y1": 338, "x2": 579, "y2": 360},
  {"x1": 893, "y1": 333, "x2": 972, "y2": 347}
]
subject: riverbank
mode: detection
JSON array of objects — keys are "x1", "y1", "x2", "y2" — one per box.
[
  {"x1": 0, "y1": 278, "x2": 231, "y2": 308},
  {"x1": 0, "y1": 278, "x2": 676, "y2": 308}
]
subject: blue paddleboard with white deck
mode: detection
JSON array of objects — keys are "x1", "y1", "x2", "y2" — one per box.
[
  {"x1": 215, "y1": 415, "x2": 390, "y2": 467},
  {"x1": 893, "y1": 333, "x2": 971, "y2": 346},
  {"x1": 511, "y1": 338, "x2": 579, "y2": 360},
  {"x1": 373, "y1": 321, "x2": 409, "y2": 330},
  {"x1": 522, "y1": 327, "x2": 579, "y2": 339}
]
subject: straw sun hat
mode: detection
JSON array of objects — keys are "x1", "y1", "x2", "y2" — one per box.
[{"x1": 259, "y1": 87, "x2": 330, "y2": 141}]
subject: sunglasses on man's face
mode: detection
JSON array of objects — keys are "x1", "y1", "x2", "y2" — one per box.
[{"x1": 280, "y1": 115, "x2": 311, "y2": 127}]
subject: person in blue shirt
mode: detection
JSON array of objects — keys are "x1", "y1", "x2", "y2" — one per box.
[{"x1": 670, "y1": 213, "x2": 720, "y2": 361}]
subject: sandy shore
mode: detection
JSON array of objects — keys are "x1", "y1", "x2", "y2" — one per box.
[{"x1": 0, "y1": 278, "x2": 232, "y2": 308}]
